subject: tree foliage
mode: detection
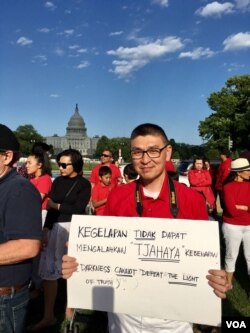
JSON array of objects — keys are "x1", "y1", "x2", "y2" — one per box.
[
  {"x1": 14, "y1": 124, "x2": 44, "y2": 156},
  {"x1": 199, "y1": 75, "x2": 250, "y2": 150},
  {"x1": 95, "y1": 136, "x2": 131, "y2": 162}
]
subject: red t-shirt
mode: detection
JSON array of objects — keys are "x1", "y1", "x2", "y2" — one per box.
[
  {"x1": 223, "y1": 180, "x2": 250, "y2": 226},
  {"x1": 30, "y1": 174, "x2": 52, "y2": 209},
  {"x1": 92, "y1": 183, "x2": 114, "y2": 215},
  {"x1": 104, "y1": 175, "x2": 208, "y2": 220},
  {"x1": 215, "y1": 158, "x2": 232, "y2": 191},
  {"x1": 165, "y1": 160, "x2": 176, "y2": 172},
  {"x1": 90, "y1": 163, "x2": 121, "y2": 187}
]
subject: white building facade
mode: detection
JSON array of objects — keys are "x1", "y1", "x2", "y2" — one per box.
[{"x1": 46, "y1": 104, "x2": 99, "y2": 157}]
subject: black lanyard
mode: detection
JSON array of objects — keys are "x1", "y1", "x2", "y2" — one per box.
[{"x1": 135, "y1": 174, "x2": 178, "y2": 218}]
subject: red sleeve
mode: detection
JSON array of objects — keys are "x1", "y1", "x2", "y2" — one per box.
[
  {"x1": 165, "y1": 160, "x2": 176, "y2": 172},
  {"x1": 90, "y1": 165, "x2": 99, "y2": 184},
  {"x1": 189, "y1": 170, "x2": 212, "y2": 187},
  {"x1": 35, "y1": 175, "x2": 52, "y2": 195},
  {"x1": 223, "y1": 183, "x2": 247, "y2": 218}
]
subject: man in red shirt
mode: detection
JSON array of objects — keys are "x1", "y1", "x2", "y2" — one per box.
[
  {"x1": 62, "y1": 123, "x2": 230, "y2": 333},
  {"x1": 90, "y1": 150, "x2": 121, "y2": 188},
  {"x1": 215, "y1": 149, "x2": 232, "y2": 209}
]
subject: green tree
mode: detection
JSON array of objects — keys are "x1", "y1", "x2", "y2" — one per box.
[
  {"x1": 14, "y1": 124, "x2": 44, "y2": 156},
  {"x1": 95, "y1": 136, "x2": 131, "y2": 162},
  {"x1": 199, "y1": 75, "x2": 250, "y2": 150},
  {"x1": 95, "y1": 136, "x2": 111, "y2": 158}
]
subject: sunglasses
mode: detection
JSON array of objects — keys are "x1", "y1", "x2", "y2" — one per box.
[
  {"x1": 58, "y1": 162, "x2": 72, "y2": 169},
  {"x1": 101, "y1": 154, "x2": 111, "y2": 158}
]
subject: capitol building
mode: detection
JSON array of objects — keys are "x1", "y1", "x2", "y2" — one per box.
[{"x1": 45, "y1": 104, "x2": 99, "y2": 157}]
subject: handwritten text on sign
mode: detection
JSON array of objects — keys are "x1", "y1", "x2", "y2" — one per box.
[{"x1": 67, "y1": 216, "x2": 221, "y2": 326}]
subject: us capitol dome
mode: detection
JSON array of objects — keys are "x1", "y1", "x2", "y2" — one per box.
[{"x1": 46, "y1": 104, "x2": 99, "y2": 156}]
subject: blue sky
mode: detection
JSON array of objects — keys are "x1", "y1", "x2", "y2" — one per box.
[{"x1": 1, "y1": 0, "x2": 249, "y2": 144}]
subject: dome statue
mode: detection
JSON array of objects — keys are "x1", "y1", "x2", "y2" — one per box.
[{"x1": 66, "y1": 104, "x2": 87, "y2": 137}]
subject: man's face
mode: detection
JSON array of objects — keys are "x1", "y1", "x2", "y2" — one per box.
[
  {"x1": 131, "y1": 135, "x2": 168, "y2": 183},
  {"x1": 100, "y1": 151, "x2": 112, "y2": 165},
  {"x1": 0, "y1": 150, "x2": 12, "y2": 177}
]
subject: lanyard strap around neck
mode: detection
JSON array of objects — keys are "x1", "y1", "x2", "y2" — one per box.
[{"x1": 135, "y1": 173, "x2": 178, "y2": 218}]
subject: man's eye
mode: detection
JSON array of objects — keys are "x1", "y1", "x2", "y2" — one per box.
[{"x1": 148, "y1": 149, "x2": 159, "y2": 153}]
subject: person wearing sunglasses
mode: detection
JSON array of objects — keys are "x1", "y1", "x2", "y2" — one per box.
[
  {"x1": 62, "y1": 123, "x2": 231, "y2": 333},
  {"x1": 29, "y1": 149, "x2": 91, "y2": 331},
  {"x1": 90, "y1": 150, "x2": 122, "y2": 188}
]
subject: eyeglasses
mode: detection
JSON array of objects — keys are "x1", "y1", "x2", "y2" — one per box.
[
  {"x1": 101, "y1": 154, "x2": 111, "y2": 158},
  {"x1": 131, "y1": 144, "x2": 168, "y2": 159},
  {"x1": 58, "y1": 162, "x2": 72, "y2": 169}
]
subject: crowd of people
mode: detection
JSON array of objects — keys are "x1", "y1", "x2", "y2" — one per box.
[{"x1": 0, "y1": 122, "x2": 249, "y2": 333}]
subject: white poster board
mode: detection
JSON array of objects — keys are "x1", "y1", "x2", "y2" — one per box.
[{"x1": 67, "y1": 215, "x2": 221, "y2": 326}]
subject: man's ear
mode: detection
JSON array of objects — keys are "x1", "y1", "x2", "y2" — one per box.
[
  {"x1": 165, "y1": 145, "x2": 172, "y2": 161},
  {"x1": 3, "y1": 150, "x2": 14, "y2": 165}
]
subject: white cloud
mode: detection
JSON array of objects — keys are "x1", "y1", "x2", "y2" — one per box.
[
  {"x1": 107, "y1": 36, "x2": 183, "y2": 78},
  {"x1": 223, "y1": 62, "x2": 245, "y2": 72},
  {"x1": 75, "y1": 61, "x2": 90, "y2": 69},
  {"x1": 69, "y1": 45, "x2": 79, "y2": 50},
  {"x1": 196, "y1": 1, "x2": 234, "y2": 17},
  {"x1": 234, "y1": 0, "x2": 250, "y2": 10},
  {"x1": 54, "y1": 47, "x2": 64, "y2": 56},
  {"x1": 179, "y1": 47, "x2": 215, "y2": 59},
  {"x1": 38, "y1": 28, "x2": 50, "y2": 33},
  {"x1": 64, "y1": 29, "x2": 74, "y2": 37},
  {"x1": 223, "y1": 32, "x2": 250, "y2": 50},
  {"x1": 77, "y1": 48, "x2": 87, "y2": 53},
  {"x1": 109, "y1": 31, "x2": 124, "y2": 37},
  {"x1": 45, "y1": 2, "x2": 56, "y2": 11},
  {"x1": 50, "y1": 94, "x2": 60, "y2": 98},
  {"x1": 31, "y1": 55, "x2": 47, "y2": 66},
  {"x1": 152, "y1": 0, "x2": 169, "y2": 8},
  {"x1": 16, "y1": 36, "x2": 33, "y2": 46}
]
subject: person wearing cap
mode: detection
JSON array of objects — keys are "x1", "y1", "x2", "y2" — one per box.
[
  {"x1": 222, "y1": 158, "x2": 250, "y2": 288},
  {"x1": 0, "y1": 124, "x2": 42, "y2": 333},
  {"x1": 215, "y1": 148, "x2": 232, "y2": 210}
]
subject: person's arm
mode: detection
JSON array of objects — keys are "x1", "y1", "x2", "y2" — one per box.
[
  {"x1": 235, "y1": 204, "x2": 249, "y2": 211},
  {"x1": 206, "y1": 269, "x2": 231, "y2": 299},
  {"x1": 0, "y1": 239, "x2": 41, "y2": 265},
  {"x1": 62, "y1": 255, "x2": 78, "y2": 279},
  {"x1": 223, "y1": 184, "x2": 248, "y2": 217},
  {"x1": 92, "y1": 197, "x2": 107, "y2": 208}
]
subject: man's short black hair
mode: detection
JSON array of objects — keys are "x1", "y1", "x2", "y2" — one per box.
[{"x1": 130, "y1": 123, "x2": 168, "y2": 144}]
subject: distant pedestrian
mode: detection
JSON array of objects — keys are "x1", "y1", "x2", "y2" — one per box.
[
  {"x1": 92, "y1": 166, "x2": 114, "y2": 215},
  {"x1": 222, "y1": 158, "x2": 250, "y2": 288},
  {"x1": 188, "y1": 157, "x2": 216, "y2": 214},
  {"x1": 123, "y1": 163, "x2": 138, "y2": 183},
  {"x1": 215, "y1": 149, "x2": 232, "y2": 210},
  {"x1": 26, "y1": 151, "x2": 53, "y2": 299},
  {"x1": 90, "y1": 150, "x2": 121, "y2": 188},
  {"x1": 30, "y1": 149, "x2": 91, "y2": 331}
]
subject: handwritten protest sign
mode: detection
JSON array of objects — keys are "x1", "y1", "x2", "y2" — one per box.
[{"x1": 67, "y1": 215, "x2": 221, "y2": 326}]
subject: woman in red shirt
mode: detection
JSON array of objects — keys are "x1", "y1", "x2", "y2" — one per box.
[
  {"x1": 188, "y1": 157, "x2": 216, "y2": 214},
  {"x1": 222, "y1": 158, "x2": 250, "y2": 287}
]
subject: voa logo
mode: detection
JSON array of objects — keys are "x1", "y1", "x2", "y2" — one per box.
[{"x1": 226, "y1": 320, "x2": 246, "y2": 328}]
